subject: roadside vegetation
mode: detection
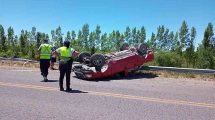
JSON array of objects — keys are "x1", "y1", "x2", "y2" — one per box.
[
  {"x1": 0, "y1": 20, "x2": 214, "y2": 69},
  {"x1": 139, "y1": 70, "x2": 215, "y2": 81}
]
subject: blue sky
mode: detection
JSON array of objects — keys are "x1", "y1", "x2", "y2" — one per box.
[{"x1": 0, "y1": 0, "x2": 215, "y2": 45}]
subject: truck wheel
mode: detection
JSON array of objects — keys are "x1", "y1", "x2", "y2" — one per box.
[
  {"x1": 137, "y1": 43, "x2": 147, "y2": 55},
  {"x1": 78, "y1": 52, "x2": 91, "y2": 63},
  {"x1": 90, "y1": 54, "x2": 106, "y2": 68},
  {"x1": 120, "y1": 43, "x2": 129, "y2": 51}
]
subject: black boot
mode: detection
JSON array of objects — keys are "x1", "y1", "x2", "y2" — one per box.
[
  {"x1": 60, "y1": 87, "x2": 64, "y2": 91},
  {"x1": 66, "y1": 88, "x2": 72, "y2": 92},
  {"x1": 43, "y1": 75, "x2": 48, "y2": 82}
]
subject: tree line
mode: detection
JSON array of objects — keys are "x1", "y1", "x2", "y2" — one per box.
[{"x1": 0, "y1": 20, "x2": 214, "y2": 69}]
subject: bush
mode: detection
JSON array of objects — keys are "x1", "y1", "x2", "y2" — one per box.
[
  {"x1": 155, "y1": 51, "x2": 183, "y2": 67},
  {"x1": 196, "y1": 45, "x2": 215, "y2": 69},
  {"x1": 0, "y1": 52, "x2": 7, "y2": 57},
  {"x1": 6, "y1": 50, "x2": 15, "y2": 58}
]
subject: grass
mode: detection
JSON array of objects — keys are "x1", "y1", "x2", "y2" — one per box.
[
  {"x1": 0, "y1": 60, "x2": 40, "y2": 68},
  {"x1": 138, "y1": 70, "x2": 215, "y2": 81}
]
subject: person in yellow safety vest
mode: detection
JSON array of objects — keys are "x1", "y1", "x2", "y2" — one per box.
[
  {"x1": 38, "y1": 39, "x2": 52, "y2": 82},
  {"x1": 55, "y1": 40, "x2": 79, "y2": 92}
]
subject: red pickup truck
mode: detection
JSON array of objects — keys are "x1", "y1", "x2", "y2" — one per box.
[{"x1": 73, "y1": 43, "x2": 154, "y2": 80}]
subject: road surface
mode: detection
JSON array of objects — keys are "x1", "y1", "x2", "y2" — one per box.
[{"x1": 0, "y1": 66, "x2": 215, "y2": 120}]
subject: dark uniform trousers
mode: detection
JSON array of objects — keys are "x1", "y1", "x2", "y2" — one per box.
[
  {"x1": 40, "y1": 59, "x2": 50, "y2": 77},
  {"x1": 59, "y1": 59, "x2": 73, "y2": 89}
]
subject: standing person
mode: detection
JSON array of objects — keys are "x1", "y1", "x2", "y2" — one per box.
[
  {"x1": 50, "y1": 46, "x2": 57, "y2": 70},
  {"x1": 38, "y1": 39, "x2": 52, "y2": 82},
  {"x1": 55, "y1": 40, "x2": 79, "y2": 91}
]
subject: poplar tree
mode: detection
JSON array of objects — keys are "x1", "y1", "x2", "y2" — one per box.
[
  {"x1": 0, "y1": 25, "x2": 6, "y2": 51},
  {"x1": 82, "y1": 24, "x2": 89, "y2": 49},
  {"x1": 179, "y1": 20, "x2": 190, "y2": 51},
  {"x1": 7, "y1": 27, "x2": 14, "y2": 47},
  {"x1": 95, "y1": 25, "x2": 101, "y2": 49},
  {"x1": 139, "y1": 26, "x2": 146, "y2": 43},
  {"x1": 202, "y1": 23, "x2": 214, "y2": 49}
]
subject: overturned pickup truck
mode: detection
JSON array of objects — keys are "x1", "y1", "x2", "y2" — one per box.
[{"x1": 73, "y1": 43, "x2": 154, "y2": 80}]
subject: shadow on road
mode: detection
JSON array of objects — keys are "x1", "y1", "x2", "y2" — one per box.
[
  {"x1": 40, "y1": 79, "x2": 58, "y2": 82},
  {"x1": 126, "y1": 72, "x2": 159, "y2": 79},
  {"x1": 74, "y1": 72, "x2": 159, "y2": 82},
  {"x1": 64, "y1": 89, "x2": 88, "y2": 94}
]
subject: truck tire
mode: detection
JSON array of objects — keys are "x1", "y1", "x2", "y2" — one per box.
[
  {"x1": 78, "y1": 52, "x2": 91, "y2": 63},
  {"x1": 90, "y1": 54, "x2": 106, "y2": 69},
  {"x1": 137, "y1": 43, "x2": 147, "y2": 55},
  {"x1": 120, "y1": 43, "x2": 129, "y2": 51}
]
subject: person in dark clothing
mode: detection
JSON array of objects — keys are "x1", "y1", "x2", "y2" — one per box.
[
  {"x1": 38, "y1": 39, "x2": 52, "y2": 82},
  {"x1": 50, "y1": 46, "x2": 57, "y2": 70},
  {"x1": 55, "y1": 40, "x2": 79, "y2": 91}
]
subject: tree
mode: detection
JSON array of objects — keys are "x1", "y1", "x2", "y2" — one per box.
[
  {"x1": 162, "y1": 28, "x2": 169, "y2": 50},
  {"x1": 13, "y1": 35, "x2": 20, "y2": 58},
  {"x1": 131, "y1": 27, "x2": 137, "y2": 44},
  {"x1": 115, "y1": 30, "x2": 121, "y2": 50},
  {"x1": 0, "y1": 25, "x2": 7, "y2": 51},
  {"x1": 185, "y1": 27, "x2": 196, "y2": 67},
  {"x1": 56, "y1": 26, "x2": 63, "y2": 47},
  {"x1": 95, "y1": 25, "x2": 101, "y2": 49},
  {"x1": 30, "y1": 27, "x2": 36, "y2": 43},
  {"x1": 45, "y1": 34, "x2": 49, "y2": 40},
  {"x1": 1, "y1": 22, "x2": 215, "y2": 68},
  {"x1": 71, "y1": 30, "x2": 76, "y2": 41},
  {"x1": 124, "y1": 26, "x2": 131, "y2": 43},
  {"x1": 6, "y1": 27, "x2": 16, "y2": 57},
  {"x1": 202, "y1": 23, "x2": 214, "y2": 49},
  {"x1": 108, "y1": 31, "x2": 116, "y2": 51},
  {"x1": 179, "y1": 20, "x2": 190, "y2": 51},
  {"x1": 196, "y1": 44, "x2": 215, "y2": 69},
  {"x1": 136, "y1": 30, "x2": 140, "y2": 43},
  {"x1": 82, "y1": 24, "x2": 89, "y2": 49},
  {"x1": 14, "y1": 35, "x2": 18, "y2": 46},
  {"x1": 156, "y1": 26, "x2": 172, "y2": 50},
  {"x1": 71, "y1": 30, "x2": 76, "y2": 47},
  {"x1": 190, "y1": 27, "x2": 196, "y2": 48},
  {"x1": 139, "y1": 26, "x2": 146, "y2": 43},
  {"x1": 7, "y1": 26, "x2": 14, "y2": 47},
  {"x1": 51, "y1": 30, "x2": 56, "y2": 46},
  {"x1": 57, "y1": 27, "x2": 63, "y2": 46},
  {"x1": 24, "y1": 30, "x2": 30, "y2": 55},
  {"x1": 149, "y1": 32, "x2": 156, "y2": 49},
  {"x1": 77, "y1": 30, "x2": 82, "y2": 49},
  {"x1": 166, "y1": 31, "x2": 174, "y2": 51},
  {"x1": 19, "y1": 30, "x2": 27, "y2": 55},
  {"x1": 190, "y1": 27, "x2": 197, "y2": 67},
  {"x1": 89, "y1": 32, "x2": 95, "y2": 54},
  {"x1": 101, "y1": 33, "x2": 108, "y2": 52},
  {"x1": 36, "y1": 32, "x2": 43, "y2": 48},
  {"x1": 65, "y1": 31, "x2": 71, "y2": 41},
  {"x1": 156, "y1": 25, "x2": 165, "y2": 49},
  {"x1": 197, "y1": 23, "x2": 215, "y2": 69},
  {"x1": 171, "y1": 32, "x2": 179, "y2": 51}
]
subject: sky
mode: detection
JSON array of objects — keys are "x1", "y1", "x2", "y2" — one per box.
[{"x1": 0, "y1": 0, "x2": 215, "y2": 45}]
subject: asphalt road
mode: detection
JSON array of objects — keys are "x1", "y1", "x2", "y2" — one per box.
[{"x1": 0, "y1": 66, "x2": 215, "y2": 120}]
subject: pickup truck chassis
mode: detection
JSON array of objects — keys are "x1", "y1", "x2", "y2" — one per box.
[{"x1": 73, "y1": 43, "x2": 154, "y2": 80}]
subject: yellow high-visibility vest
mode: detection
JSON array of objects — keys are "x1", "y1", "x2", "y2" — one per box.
[
  {"x1": 40, "y1": 44, "x2": 52, "y2": 59},
  {"x1": 60, "y1": 46, "x2": 72, "y2": 61}
]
